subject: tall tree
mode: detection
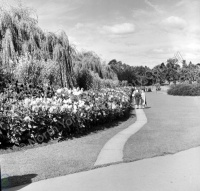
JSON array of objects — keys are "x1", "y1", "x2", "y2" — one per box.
[
  {"x1": 74, "y1": 51, "x2": 117, "y2": 81},
  {"x1": 0, "y1": 5, "x2": 43, "y2": 72},
  {"x1": 0, "y1": 4, "x2": 75, "y2": 88}
]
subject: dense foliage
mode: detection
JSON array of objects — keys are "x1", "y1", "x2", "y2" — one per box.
[
  {"x1": 167, "y1": 83, "x2": 200, "y2": 96},
  {"x1": 152, "y1": 60, "x2": 200, "y2": 85},
  {"x1": 0, "y1": 87, "x2": 133, "y2": 147},
  {"x1": 73, "y1": 52, "x2": 119, "y2": 90},
  {"x1": 0, "y1": 5, "x2": 75, "y2": 88},
  {"x1": 108, "y1": 59, "x2": 160, "y2": 86}
]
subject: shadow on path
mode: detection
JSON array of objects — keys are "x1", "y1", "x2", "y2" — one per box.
[
  {"x1": 144, "y1": 106, "x2": 151, "y2": 109},
  {"x1": 2, "y1": 174, "x2": 37, "y2": 190}
]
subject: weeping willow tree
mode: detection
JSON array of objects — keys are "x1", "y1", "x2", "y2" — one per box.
[
  {"x1": 73, "y1": 51, "x2": 117, "y2": 80},
  {"x1": 0, "y1": 4, "x2": 43, "y2": 72},
  {"x1": 0, "y1": 4, "x2": 75, "y2": 88},
  {"x1": 43, "y1": 31, "x2": 76, "y2": 88}
]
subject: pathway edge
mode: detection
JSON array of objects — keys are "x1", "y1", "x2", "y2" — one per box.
[{"x1": 94, "y1": 108, "x2": 147, "y2": 166}]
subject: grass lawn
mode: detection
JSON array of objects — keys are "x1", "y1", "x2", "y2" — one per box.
[
  {"x1": 1, "y1": 109, "x2": 136, "y2": 188},
  {"x1": 3, "y1": 90, "x2": 200, "y2": 189},
  {"x1": 124, "y1": 92, "x2": 200, "y2": 162}
]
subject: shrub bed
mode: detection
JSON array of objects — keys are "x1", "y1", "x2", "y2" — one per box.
[
  {"x1": 0, "y1": 87, "x2": 133, "y2": 147},
  {"x1": 167, "y1": 83, "x2": 200, "y2": 96}
]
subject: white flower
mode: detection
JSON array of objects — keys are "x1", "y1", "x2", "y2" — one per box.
[
  {"x1": 60, "y1": 104, "x2": 70, "y2": 112},
  {"x1": 24, "y1": 116, "x2": 31, "y2": 123},
  {"x1": 56, "y1": 89, "x2": 62, "y2": 94},
  {"x1": 108, "y1": 103, "x2": 112, "y2": 108},
  {"x1": 78, "y1": 100, "x2": 85, "y2": 108},
  {"x1": 73, "y1": 105, "x2": 78, "y2": 113},
  {"x1": 85, "y1": 105, "x2": 90, "y2": 111},
  {"x1": 112, "y1": 103, "x2": 117, "y2": 109},
  {"x1": 49, "y1": 106, "x2": 58, "y2": 113},
  {"x1": 24, "y1": 98, "x2": 31, "y2": 107},
  {"x1": 47, "y1": 98, "x2": 52, "y2": 103},
  {"x1": 52, "y1": 101, "x2": 60, "y2": 106},
  {"x1": 53, "y1": 118, "x2": 57, "y2": 122},
  {"x1": 32, "y1": 106, "x2": 39, "y2": 112},
  {"x1": 35, "y1": 98, "x2": 40, "y2": 102},
  {"x1": 30, "y1": 100, "x2": 37, "y2": 106},
  {"x1": 67, "y1": 105, "x2": 72, "y2": 109},
  {"x1": 57, "y1": 98, "x2": 63, "y2": 104},
  {"x1": 63, "y1": 99, "x2": 72, "y2": 104},
  {"x1": 41, "y1": 105, "x2": 48, "y2": 111},
  {"x1": 73, "y1": 91, "x2": 81, "y2": 96}
]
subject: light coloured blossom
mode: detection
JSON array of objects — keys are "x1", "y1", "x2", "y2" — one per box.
[
  {"x1": 24, "y1": 116, "x2": 31, "y2": 123},
  {"x1": 24, "y1": 98, "x2": 31, "y2": 107},
  {"x1": 49, "y1": 106, "x2": 58, "y2": 113},
  {"x1": 63, "y1": 99, "x2": 72, "y2": 104},
  {"x1": 85, "y1": 105, "x2": 90, "y2": 111},
  {"x1": 78, "y1": 100, "x2": 85, "y2": 108},
  {"x1": 30, "y1": 100, "x2": 37, "y2": 106},
  {"x1": 32, "y1": 106, "x2": 39, "y2": 112},
  {"x1": 73, "y1": 105, "x2": 78, "y2": 113},
  {"x1": 60, "y1": 104, "x2": 71, "y2": 112},
  {"x1": 112, "y1": 103, "x2": 117, "y2": 109},
  {"x1": 56, "y1": 89, "x2": 63, "y2": 94}
]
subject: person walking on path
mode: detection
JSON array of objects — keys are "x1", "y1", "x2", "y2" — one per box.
[
  {"x1": 132, "y1": 87, "x2": 136, "y2": 105},
  {"x1": 141, "y1": 89, "x2": 146, "y2": 109},
  {"x1": 134, "y1": 89, "x2": 141, "y2": 109}
]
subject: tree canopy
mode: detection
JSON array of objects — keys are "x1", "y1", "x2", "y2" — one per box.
[{"x1": 0, "y1": 4, "x2": 75, "y2": 88}]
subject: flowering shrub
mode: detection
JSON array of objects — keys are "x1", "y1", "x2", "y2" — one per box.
[{"x1": 0, "y1": 87, "x2": 133, "y2": 147}]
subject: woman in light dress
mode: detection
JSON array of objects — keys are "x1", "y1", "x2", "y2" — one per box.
[
  {"x1": 140, "y1": 89, "x2": 146, "y2": 109},
  {"x1": 132, "y1": 88, "x2": 147, "y2": 109},
  {"x1": 132, "y1": 88, "x2": 141, "y2": 109},
  {"x1": 132, "y1": 87, "x2": 136, "y2": 105}
]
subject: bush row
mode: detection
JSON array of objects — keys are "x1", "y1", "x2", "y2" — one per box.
[
  {"x1": 0, "y1": 87, "x2": 133, "y2": 147},
  {"x1": 167, "y1": 83, "x2": 200, "y2": 96}
]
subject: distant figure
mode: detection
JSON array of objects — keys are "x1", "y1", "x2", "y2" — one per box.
[
  {"x1": 155, "y1": 83, "x2": 161, "y2": 91},
  {"x1": 141, "y1": 89, "x2": 147, "y2": 109},
  {"x1": 132, "y1": 87, "x2": 136, "y2": 105},
  {"x1": 134, "y1": 89, "x2": 141, "y2": 109}
]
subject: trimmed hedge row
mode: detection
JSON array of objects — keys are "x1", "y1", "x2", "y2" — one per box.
[{"x1": 167, "y1": 83, "x2": 200, "y2": 96}]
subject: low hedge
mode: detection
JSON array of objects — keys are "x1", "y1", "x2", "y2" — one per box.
[{"x1": 167, "y1": 83, "x2": 200, "y2": 96}]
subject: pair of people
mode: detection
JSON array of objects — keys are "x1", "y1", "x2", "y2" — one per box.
[{"x1": 132, "y1": 88, "x2": 146, "y2": 109}]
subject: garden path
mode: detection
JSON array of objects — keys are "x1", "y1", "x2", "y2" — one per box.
[{"x1": 94, "y1": 108, "x2": 147, "y2": 166}]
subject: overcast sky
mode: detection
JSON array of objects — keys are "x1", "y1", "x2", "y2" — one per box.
[{"x1": 1, "y1": 0, "x2": 200, "y2": 67}]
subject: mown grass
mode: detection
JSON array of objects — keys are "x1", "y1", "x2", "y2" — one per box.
[
  {"x1": 1, "y1": 108, "x2": 136, "y2": 188},
  {"x1": 124, "y1": 92, "x2": 200, "y2": 162}
]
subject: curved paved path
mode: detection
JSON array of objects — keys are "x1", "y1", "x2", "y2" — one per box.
[{"x1": 94, "y1": 108, "x2": 147, "y2": 166}]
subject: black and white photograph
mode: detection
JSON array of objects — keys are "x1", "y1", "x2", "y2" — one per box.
[{"x1": 0, "y1": 0, "x2": 200, "y2": 190}]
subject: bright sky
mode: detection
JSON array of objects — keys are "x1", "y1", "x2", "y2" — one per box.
[{"x1": 1, "y1": 0, "x2": 200, "y2": 67}]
